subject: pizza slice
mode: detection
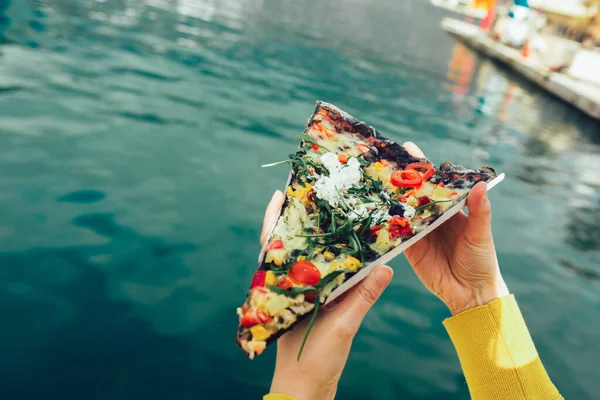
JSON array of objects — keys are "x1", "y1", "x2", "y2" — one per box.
[{"x1": 236, "y1": 101, "x2": 501, "y2": 359}]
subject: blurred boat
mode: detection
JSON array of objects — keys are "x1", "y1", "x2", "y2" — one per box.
[{"x1": 431, "y1": 0, "x2": 488, "y2": 19}]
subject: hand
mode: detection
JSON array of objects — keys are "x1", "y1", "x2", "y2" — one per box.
[
  {"x1": 261, "y1": 191, "x2": 394, "y2": 400},
  {"x1": 402, "y1": 142, "x2": 509, "y2": 315}
]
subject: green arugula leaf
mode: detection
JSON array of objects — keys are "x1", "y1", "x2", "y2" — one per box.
[
  {"x1": 267, "y1": 285, "x2": 318, "y2": 297},
  {"x1": 414, "y1": 199, "x2": 452, "y2": 211},
  {"x1": 296, "y1": 134, "x2": 331, "y2": 152},
  {"x1": 297, "y1": 298, "x2": 319, "y2": 360}
]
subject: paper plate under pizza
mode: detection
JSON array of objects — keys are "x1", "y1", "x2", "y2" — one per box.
[{"x1": 236, "y1": 101, "x2": 505, "y2": 359}]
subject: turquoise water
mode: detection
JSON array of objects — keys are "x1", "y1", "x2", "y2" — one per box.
[{"x1": 1, "y1": 0, "x2": 599, "y2": 399}]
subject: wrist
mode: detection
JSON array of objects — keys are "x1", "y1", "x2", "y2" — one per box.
[
  {"x1": 449, "y1": 277, "x2": 509, "y2": 315},
  {"x1": 270, "y1": 375, "x2": 336, "y2": 400}
]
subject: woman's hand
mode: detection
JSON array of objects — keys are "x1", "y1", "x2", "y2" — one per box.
[
  {"x1": 402, "y1": 142, "x2": 509, "y2": 315},
  {"x1": 261, "y1": 191, "x2": 394, "y2": 400}
]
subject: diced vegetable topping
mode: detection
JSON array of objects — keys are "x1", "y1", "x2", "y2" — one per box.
[
  {"x1": 405, "y1": 162, "x2": 435, "y2": 181},
  {"x1": 289, "y1": 261, "x2": 321, "y2": 286},
  {"x1": 250, "y1": 270, "x2": 266, "y2": 289},
  {"x1": 241, "y1": 309, "x2": 272, "y2": 327},
  {"x1": 276, "y1": 278, "x2": 294, "y2": 290},
  {"x1": 390, "y1": 169, "x2": 422, "y2": 187},
  {"x1": 266, "y1": 239, "x2": 284, "y2": 251}
]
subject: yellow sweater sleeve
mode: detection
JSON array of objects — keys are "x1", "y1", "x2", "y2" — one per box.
[
  {"x1": 263, "y1": 394, "x2": 298, "y2": 400},
  {"x1": 443, "y1": 295, "x2": 562, "y2": 400}
]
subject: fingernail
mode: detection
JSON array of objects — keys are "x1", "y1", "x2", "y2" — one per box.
[{"x1": 375, "y1": 266, "x2": 393, "y2": 286}]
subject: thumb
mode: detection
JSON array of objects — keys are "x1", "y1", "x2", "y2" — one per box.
[
  {"x1": 335, "y1": 266, "x2": 393, "y2": 336},
  {"x1": 465, "y1": 182, "x2": 492, "y2": 244}
]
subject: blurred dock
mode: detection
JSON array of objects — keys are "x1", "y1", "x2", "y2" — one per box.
[{"x1": 442, "y1": 17, "x2": 600, "y2": 120}]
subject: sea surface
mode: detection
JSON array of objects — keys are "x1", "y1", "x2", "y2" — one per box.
[{"x1": 1, "y1": 0, "x2": 599, "y2": 399}]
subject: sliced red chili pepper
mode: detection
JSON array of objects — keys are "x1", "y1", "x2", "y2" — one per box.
[
  {"x1": 390, "y1": 169, "x2": 422, "y2": 188},
  {"x1": 447, "y1": 191, "x2": 458, "y2": 198},
  {"x1": 337, "y1": 154, "x2": 348, "y2": 163},
  {"x1": 417, "y1": 197, "x2": 431, "y2": 207},
  {"x1": 438, "y1": 182, "x2": 445, "y2": 188},
  {"x1": 311, "y1": 143, "x2": 320, "y2": 151},
  {"x1": 405, "y1": 162, "x2": 435, "y2": 182},
  {"x1": 389, "y1": 225, "x2": 413, "y2": 239},
  {"x1": 390, "y1": 216, "x2": 409, "y2": 227},
  {"x1": 250, "y1": 270, "x2": 266, "y2": 289},
  {"x1": 277, "y1": 278, "x2": 293, "y2": 290},
  {"x1": 241, "y1": 305, "x2": 248, "y2": 313},
  {"x1": 369, "y1": 225, "x2": 382, "y2": 236},
  {"x1": 266, "y1": 239, "x2": 284, "y2": 251}
]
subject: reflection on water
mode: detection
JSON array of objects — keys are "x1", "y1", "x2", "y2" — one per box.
[{"x1": 1, "y1": 0, "x2": 600, "y2": 399}]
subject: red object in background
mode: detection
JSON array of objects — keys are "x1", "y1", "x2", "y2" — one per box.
[
  {"x1": 521, "y1": 40, "x2": 531, "y2": 59},
  {"x1": 479, "y1": 0, "x2": 497, "y2": 31}
]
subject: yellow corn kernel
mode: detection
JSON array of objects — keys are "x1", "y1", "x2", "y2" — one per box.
[
  {"x1": 272, "y1": 256, "x2": 283, "y2": 267},
  {"x1": 286, "y1": 186, "x2": 294, "y2": 196},
  {"x1": 373, "y1": 161, "x2": 386, "y2": 171},
  {"x1": 265, "y1": 271, "x2": 276, "y2": 286},
  {"x1": 323, "y1": 251, "x2": 335, "y2": 261},
  {"x1": 250, "y1": 325, "x2": 271, "y2": 341},
  {"x1": 315, "y1": 247, "x2": 324, "y2": 254},
  {"x1": 343, "y1": 256, "x2": 361, "y2": 272},
  {"x1": 328, "y1": 261, "x2": 340, "y2": 272},
  {"x1": 297, "y1": 256, "x2": 306, "y2": 261}
]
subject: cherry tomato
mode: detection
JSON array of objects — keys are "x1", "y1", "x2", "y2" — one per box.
[
  {"x1": 390, "y1": 169, "x2": 422, "y2": 188},
  {"x1": 337, "y1": 154, "x2": 348, "y2": 163},
  {"x1": 389, "y1": 225, "x2": 413, "y2": 239},
  {"x1": 289, "y1": 260, "x2": 321, "y2": 286},
  {"x1": 369, "y1": 225, "x2": 382, "y2": 236},
  {"x1": 405, "y1": 162, "x2": 435, "y2": 182},
  {"x1": 277, "y1": 278, "x2": 293, "y2": 290},
  {"x1": 390, "y1": 216, "x2": 409, "y2": 227},
  {"x1": 311, "y1": 143, "x2": 320, "y2": 151},
  {"x1": 417, "y1": 196, "x2": 431, "y2": 207},
  {"x1": 250, "y1": 270, "x2": 266, "y2": 289},
  {"x1": 266, "y1": 240, "x2": 284, "y2": 251}
]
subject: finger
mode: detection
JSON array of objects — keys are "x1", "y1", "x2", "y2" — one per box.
[
  {"x1": 402, "y1": 141, "x2": 426, "y2": 158},
  {"x1": 334, "y1": 266, "x2": 393, "y2": 335},
  {"x1": 464, "y1": 182, "x2": 492, "y2": 244},
  {"x1": 260, "y1": 190, "x2": 285, "y2": 246}
]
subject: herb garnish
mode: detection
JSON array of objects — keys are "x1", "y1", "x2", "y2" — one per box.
[
  {"x1": 414, "y1": 199, "x2": 452, "y2": 211},
  {"x1": 296, "y1": 134, "x2": 331, "y2": 152}
]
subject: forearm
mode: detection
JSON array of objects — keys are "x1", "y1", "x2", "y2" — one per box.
[{"x1": 443, "y1": 295, "x2": 562, "y2": 400}]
